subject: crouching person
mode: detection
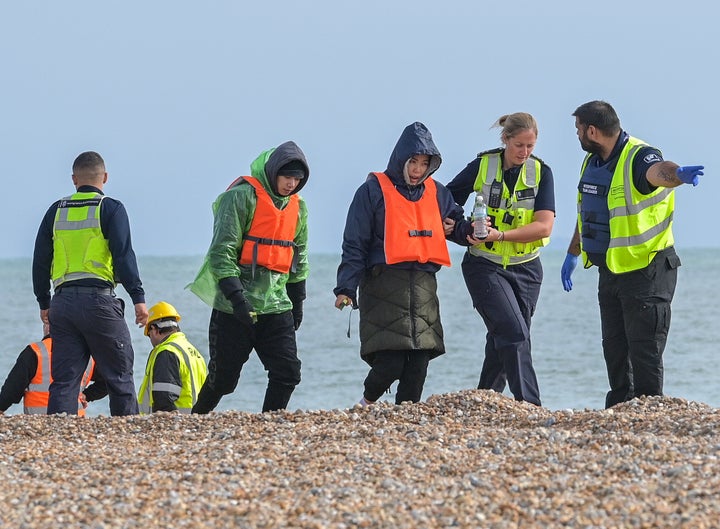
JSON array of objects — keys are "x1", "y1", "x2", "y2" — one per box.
[{"x1": 138, "y1": 302, "x2": 208, "y2": 413}]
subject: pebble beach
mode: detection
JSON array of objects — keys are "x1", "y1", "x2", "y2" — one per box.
[{"x1": 1, "y1": 390, "x2": 718, "y2": 528}]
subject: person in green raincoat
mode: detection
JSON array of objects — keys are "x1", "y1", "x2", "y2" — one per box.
[{"x1": 189, "y1": 141, "x2": 310, "y2": 413}]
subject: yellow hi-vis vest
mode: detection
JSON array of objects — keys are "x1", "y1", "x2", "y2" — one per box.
[
  {"x1": 577, "y1": 136, "x2": 674, "y2": 273},
  {"x1": 51, "y1": 192, "x2": 114, "y2": 289},
  {"x1": 138, "y1": 332, "x2": 208, "y2": 414},
  {"x1": 470, "y1": 152, "x2": 548, "y2": 267},
  {"x1": 24, "y1": 338, "x2": 94, "y2": 416}
]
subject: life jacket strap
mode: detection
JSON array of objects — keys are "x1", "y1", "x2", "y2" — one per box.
[{"x1": 243, "y1": 235, "x2": 298, "y2": 278}]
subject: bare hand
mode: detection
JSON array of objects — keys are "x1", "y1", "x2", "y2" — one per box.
[
  {"x1": 79, "y1": 392, "x2": 88, "y2": 409},
  {"x1": 335, "y1": 294, "x2": 352, "y2": 310},
  {"x1": 135, "y1": 303, "x2": 149, "y2": 327},
  {"x1": 467, "y1": 227, "x2": 503, "y2": 245},
  {"x1": 442, "y1": 217, "x2": 456, "y2": 236}
]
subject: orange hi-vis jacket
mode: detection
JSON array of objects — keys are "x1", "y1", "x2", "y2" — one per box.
[
  {"x1": 236, "y1": 176, "x2": 300, "y2": 274},
  {"x1": 24, "y1": 338, "x2": 95, "y2": 416},
  {"x1": 373, "y1": 172, "x2": 451, "y2": 267}
]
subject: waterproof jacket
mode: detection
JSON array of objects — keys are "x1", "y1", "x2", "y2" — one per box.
[
  {"x1": 334, "y1": 122, "x2": 468, "y2": 301},
  {"x1": 190, "y1": 142, "x2": 309, "y2": 315}
]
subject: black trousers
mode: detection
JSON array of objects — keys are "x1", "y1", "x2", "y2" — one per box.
[
  {"x1": 598, "y1": 247, "x2": 680, "y2": 408},
  {"x1": 48, "y1": 288, "x2": 138, "y2": 416},
  {"x1": 363, "y1": 350, "x2": 430, "y2": 404},
  {"x1": 193, "y1": 309, "x2": 301, "y2": 413},
  {"x1": 461, "y1": 253, "x2": 542, "y2": 405}
]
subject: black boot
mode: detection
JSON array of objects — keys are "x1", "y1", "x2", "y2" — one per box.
[{"x1": 261, "y1": 382, "x2": 295, "y2": 412}]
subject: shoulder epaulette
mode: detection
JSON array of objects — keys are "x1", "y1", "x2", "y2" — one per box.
[{"x1": 476, "y1": 147, "x2": 504, "y2": 159}]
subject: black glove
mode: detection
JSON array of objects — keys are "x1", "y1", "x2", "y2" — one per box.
[
  {"x1": 286, "y1": 280, "x2": 306, "y2": 331},
  {"x1": 230, "y1": 291, "x2": 255, "y2": 327},
  {"x1": 219, "y1": 277, "x2": 255, "y2": 327}
]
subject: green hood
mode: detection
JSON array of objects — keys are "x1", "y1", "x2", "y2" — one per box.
[{"x1": 250, "y1": 140, "x2": 310, "y2": 200}]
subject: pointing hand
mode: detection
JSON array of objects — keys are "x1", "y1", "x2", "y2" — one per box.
[{"x1": 676, "y1": 165, "x2": 704, "y2": 187}]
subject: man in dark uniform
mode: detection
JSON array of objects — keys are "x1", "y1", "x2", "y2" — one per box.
[
  {"x1": 32, "y1": 151, "x2": 148, "y2": 416},
  {"x1": 561, "y1": 100, "x2": 704, "y2": 408}
]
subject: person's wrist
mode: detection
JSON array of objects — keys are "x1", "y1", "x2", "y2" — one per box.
[{"x1": 498, "y1": 230, "x2": 505, "y2": 242}]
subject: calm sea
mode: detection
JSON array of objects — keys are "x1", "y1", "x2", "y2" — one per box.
[{"x1": 1, "y1": 248, "x2": 717, "y2": 415}]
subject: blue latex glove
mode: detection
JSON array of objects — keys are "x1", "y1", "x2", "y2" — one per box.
[
  {"x1": 561, "y1": 253, "x2": 579, "y2": 292},
  {"x1": 676, "y1": 165, "x2": 704, "y2": 187}
]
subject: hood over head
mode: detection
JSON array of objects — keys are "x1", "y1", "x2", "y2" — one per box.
[
  {"x1": 251, "y1": 140, "x2": 310, "y2": 197},
  {"x1": 385, "y1": 122, "x2": 442, "y2": 187}
]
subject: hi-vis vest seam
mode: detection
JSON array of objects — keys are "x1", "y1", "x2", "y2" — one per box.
[
  {"x1": 237, "y1": 176, "x2": 300, "y2": 275},
  {"x1": 469, "y1": 153, "x2": 546, "y2": 267},
  {"x1": 373, "y1": 172, "x2": 451, "y2": 267},
  {"x1": 577, "y1": 137, "x2": 674, "y2": 273}
]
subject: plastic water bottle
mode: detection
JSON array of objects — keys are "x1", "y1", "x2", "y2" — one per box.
[{"x1": 472, "y1": 193, "x2": 488, "y2": 239}]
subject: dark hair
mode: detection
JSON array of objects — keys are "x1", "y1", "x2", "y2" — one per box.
[
  {"x1": 72, "y1": 151, "x2": 105, "y2": 174},
  {"x1": 572, "y1": 101, "x2": 621, "y2": 136}
]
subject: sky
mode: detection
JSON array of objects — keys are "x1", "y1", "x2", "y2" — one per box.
[{"x1": 1, "y1": 0, "x2": 717, "y2": 260}]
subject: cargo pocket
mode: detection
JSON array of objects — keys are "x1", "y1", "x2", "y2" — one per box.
[{"x1": 665, "y1": 252, "x2": 681, "y2": 270}]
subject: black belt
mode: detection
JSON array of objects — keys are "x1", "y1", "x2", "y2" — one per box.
[{"x1": 57, "y1": 286, "x2": 115, "y2": 296}]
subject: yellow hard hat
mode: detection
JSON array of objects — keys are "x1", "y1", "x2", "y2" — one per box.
[{"x1": 145, "y1": 301, "x2": 181, "y2": 336}]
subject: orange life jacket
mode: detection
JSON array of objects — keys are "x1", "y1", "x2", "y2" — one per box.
[
  {"x1": 373, "y1": 172, "x2": 451, "y2": 267},
  {"x1": 234, "y1": 176, "x2": 300, "y2": 274},
  {"x1": 24, "y1": 338, "x2": 94, "y2": 416}
]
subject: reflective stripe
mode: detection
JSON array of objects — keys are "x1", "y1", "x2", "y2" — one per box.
[
  {"x1": 609, "y1": 187, "x2": 672, "y2": 218},
  {"x1": 608, "y1": 212, "x2": 674, "y2": 248},
  {"x1": 80, "y1": 358, "x2": 93, "y2": 392},
  {"x1": 468, "y1": 246, "x2": 540, "y2": 265},
  {"x1": 479, "y1": 154, "x2": 538, "y2": 208},
  {"x1": 27, "y1": 340, "x2": 51, "y2": 393},
  {"x1": 151, "y1": 382, "x2": 183, "y2": 394},
  {"x1": 167, "y1": 342, "x2": 198, "y2": 405},
  {"x1": 54, "y1": 271, "x2": 106, "y2": 287},
  {"x1": 138, "y1": 397, "x2": 151, "y2": 414}
]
